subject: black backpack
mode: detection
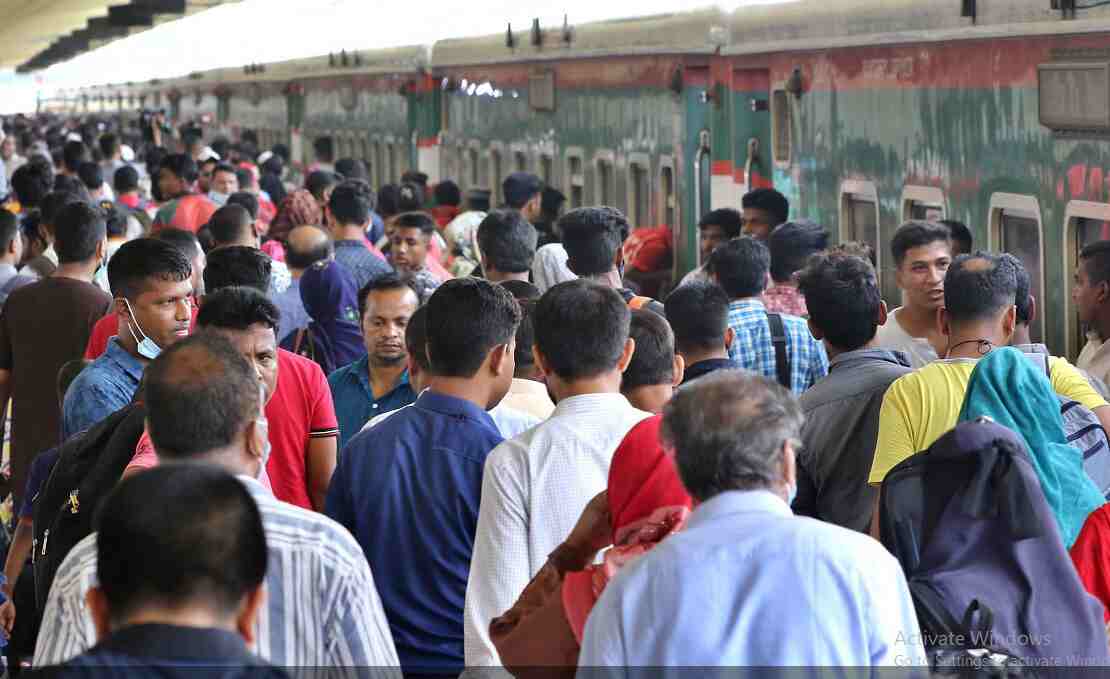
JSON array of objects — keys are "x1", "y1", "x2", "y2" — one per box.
[
  {"x1": 31, "y1": 404, "x2": 147, "y2": 612},
  {"x1": 879, "y1": 419, "x2": 1110, "y2": 672}
]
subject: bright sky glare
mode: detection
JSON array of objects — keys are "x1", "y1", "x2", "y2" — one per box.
[{"x1": 0, "y1": 0, "x2": 795, "y2": 114}]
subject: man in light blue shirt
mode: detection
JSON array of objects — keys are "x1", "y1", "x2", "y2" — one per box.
[{"x1": 577, "y1": 370, "x2": 927, "y2": 670}]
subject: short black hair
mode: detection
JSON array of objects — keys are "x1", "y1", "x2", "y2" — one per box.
[
  {"x1": 234, "y1": 168, "x2": 255, "y2": 191},
  {"x1": 54, "y1": 202, "x2": 107, "y2": 264},
  {"x1": 76, "y1": 161, "x2": 103, "y2": 191},
  {"x1": 540, "y1": 187, "x2": 566, "y2": 220},
  {"x1": 699, "y1": 208, "x2": 743, "y2": 239},
  {"x1": 622, "y1": 309, "x2": 675, "y2": 390},
  {"x1": 40, "y1": 190, "x2": 79, "y2": 226},
  {"x1": 160, "y1": 153, "x2": 198, "y2": 184},
  {"x1": 742, "y1": 188, "x2": 789, "y2": 227},
  {"x1": 502, "y1": 172, "x2": 542, "y2": 209},
  {"x1": 63, "y1": 140, "x2": 88, "y2": 172},
  {"x1": 209, "y1": 204, "x2": 254, "y2": 246},
  {"x1": 334, "y1": 158, "x2": 367, "y2": 181},
  {"x1": 940, "y1": 219, "x2": 973, "y2": 255},
  {"x1": 397, "y1": 183, "x2": 424, "y2": 212},
  {"x1": 113, "y1": 165, "x2": 139, "y2": 194},
  {"x1": 425, "y1": 278, "x2": 521, "y2": 378},
  {"x1": 146, "y1": 332, "x2": 261, "y2": 459},
  {"x1": 197, "y1": 286, "x2": 280, "y2": 332},
  {"x1": 830, "y1": 241, "x2": 877, "y2": 269},
  {"x1": 204, "y1": 246, "x2": 272, "y2": 294},
  {"x1": 943, "y1": 251, "x2": 1017, "y2": 323},
  {"x1": 664, "y1": 280, "x2": 730, "y2": 354},
  {"x1": 0, "y1": 210, "x2": 19, "y2": 252},
  {"x1": 329, "y1": 180, "x2": 376, "y2": 226},
  {"x1": 53, "y1": 174, "x2": 91, "y2": 203},
  {"x1": 98, "y1": 133, "x2": 119, "y2": 159},
  {"x1": 226, "y1": 192, "x2": 259, "y2": 220},
  {"x1": 313, "y1": 136, "x2": 334, "y2": 162},
  {"x1": 102, "y1": 202, "x2": 129, "y2": 238},
  {"x1": 108, "y1": 237, "x2": 193, "y2": 300},
  {"x1": 514, "y1": 299, "x2": 537, "y2": 373},
  {"x1": 284, "y1": 226, "x2": 332, "y2": 270},
  {"x1": 306, "y1": 171, "x2": 338, "y2": 201},
  {"x1": 499, "y1": 279, "x2": 541, "y2": 301},
  {"x1": 393, "y1": 211, "x2": 436, "y2": 235},
  {"x1": 706, "y1": 236, "x2": 769, "y2": 299},
  {"x1": 153, "y1": 228, "x2": 201, "y2": 260},
  {"x1": 405, "y1": 305, "x2": 431, "y2": 372},
  {"x1": 768, "y1": 220, "x2": 829, "y2": 283},
  {"x1": 797, "y1": 252, "x2": 882, "y2": 351},
  {"x1": 10, "y1": 161, "x2": 52, "y2": 208},
  {"x1": 434, "y1": 180, "x2": 461, "y2": 207},
  {"x1": 890, "y1": 220, "x2": 952, "y2": 268},
  {"x1": 95, "y1": 464, "x2": 267, "y2": 623},
  {"x1": 534, "y1": 280, "x2": 630, "y2": 379},
  {"x1": 401, "y1": 170, "x2": 429, "y2": 187},
  {"x1": 357, "y1": 272, "x2": 417, "y2": 318},
  {"x1": 1000, "y1": 253, "x2": 1033, "y2": 325},
  {"x1": 559, "y1": 207, "x2": 630, "y2": 277},
  {"x1": 477, "y1": 209, "x2": 538, "y2": 274},
  {"x1": 212, "y1": 163, "x2": 237, "y2": 180},
  {"x1": 1080, "y1": 240, "x2": 1110, "y2": 288},
  {"x1": 377, "y1": 184, "x2": 400, "y2": 218}
]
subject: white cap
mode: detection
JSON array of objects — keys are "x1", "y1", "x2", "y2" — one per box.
[
  {"x1": 66, "y1": 132, "x2": 83, "y2": 143},
  {"x1": 257, "y1": 150, "x2": 273, "y2": 166},
  {"x1": 120, "y1": 144, "x2": 136, "y2": 162},
  {"x1": 197, "y1": 146, "x2": 221, "y2": 162}
]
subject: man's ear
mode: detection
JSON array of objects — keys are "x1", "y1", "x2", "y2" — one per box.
[
  {"x1": 532, "y1": 345, "x2": 552, "y2": 377},
  {"x1": 724, "y1": 326, "x2": 735, "y2": 352},
  {"x1": 938, "y1": 307, "x2": 951, "y2": 337},
  {"x1": 671, "y1": 353, "x2": 685, "y2": 387},
  {"x1": 806, "y1": 317, "x2": 823, "y2": 342},
  {"x1": 877, "y1": 300, "x2": 889, "y2": 327},
  {"x1": 85, "y1": 586, "x2": 113, "y2": 643},
  {"x1": 616, "y1": 337, "x2": 636, "y2": 373},
  {"x1": 488, "y1": 341, "x2": 512, "y2": 377},
  {"x1": 1027, "y1": 294, "x2": 1037, "y2": 326},
  {"x1": 236, "y1": 585, "x2": 266, "y2": 647},
  {"x1": 114, "y1": 297, "x2": 132, "y2": 322},
  {"x1": 1002, "y1": 305, "x2": 1017, "y2": 340}
]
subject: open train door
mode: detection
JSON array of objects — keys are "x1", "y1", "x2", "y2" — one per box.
[{"x1": 677, "y1": 63, "x2": 713, "y2": 279}]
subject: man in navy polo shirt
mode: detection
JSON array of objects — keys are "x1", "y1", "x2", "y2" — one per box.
[{"x1": 325, "y1": 278, "x2": 520, "y2": 676}]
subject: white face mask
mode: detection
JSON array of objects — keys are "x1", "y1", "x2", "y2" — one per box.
[{"x1": 208, "y1": 190, "x2": 229, "y2": 206}]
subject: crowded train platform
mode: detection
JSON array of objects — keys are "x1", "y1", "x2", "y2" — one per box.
[{"x1": 3, "y1": 0, "x2": 1110, "y2": 675}]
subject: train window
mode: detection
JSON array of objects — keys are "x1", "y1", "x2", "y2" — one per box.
[
  {"x1": 1064, "y1": 201, "x2": 1110, "y2": 359},
  {"x1": 839, "y1": 180, "x2": 887, "y2": 296},
  {"x1": 627, "y1": 154, "x2": 651, "y2": 228},
  {"x1": 513, "y1": 150, "x2": 528, "y2": 173},
  {"x1": 566, "y1": 148, "x2": 585, "y2": 209},
  {"x1": 771, "y1": 90, "x2": 792, "y2": 166},
  {"x1": 595, "y1": 151, "x2": 615, "y2": 207},
  {"x1": 989, "y1": 193, "x2": 1045, "y2": 343},
  {"x1": 539, "y1": 154, "x2": 554, "y2": 186},
  {"x1": 659, "y1": 157, "x2": 676, "y2": 229},
  {"x1": 385, "y1": 142, "x2": 397, "y2": 183},
  {"x1": 900, "y1": 185, "x2": 946, "y2": 223}
]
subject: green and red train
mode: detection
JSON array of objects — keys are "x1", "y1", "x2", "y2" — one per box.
[{"x1": 42, "y1": 0, "x2": 1110, "y2": 358}]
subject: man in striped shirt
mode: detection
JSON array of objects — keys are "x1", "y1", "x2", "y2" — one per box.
[{"x1": 34, "y1": 333, "x2": 400, "y2": 671}]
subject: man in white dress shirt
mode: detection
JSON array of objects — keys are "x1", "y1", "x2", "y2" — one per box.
[{"x1": 463, "y1": 279, "x2": 651, "y2": 668}]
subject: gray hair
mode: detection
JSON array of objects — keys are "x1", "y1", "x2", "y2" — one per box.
[{"x1": 662, "y1": 369, "x2": 803, "y2": 502}]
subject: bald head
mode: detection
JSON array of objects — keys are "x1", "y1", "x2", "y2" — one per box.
[
  {"x1": 145, "y1": 332, "x2": 260, "y2": 460},
  {"x1": 286, "y1": 225, "x2": 333, "y2": 272},
  {"x1": 942, "y1": 252, "x2": 1017, "y2": 324}
]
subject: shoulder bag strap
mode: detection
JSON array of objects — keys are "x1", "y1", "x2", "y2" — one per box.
[{"x1": 766, "y1": 312, "x2": 792, "y2": 390}]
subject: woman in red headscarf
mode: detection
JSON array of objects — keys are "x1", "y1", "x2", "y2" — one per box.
[{"x1": 489, "y1": 414, "x2": 692, "y2": 675}]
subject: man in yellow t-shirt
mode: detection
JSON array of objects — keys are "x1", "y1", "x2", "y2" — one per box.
[{"x1": 869, "y1": 253, "x2": 1110, "y2": 489}]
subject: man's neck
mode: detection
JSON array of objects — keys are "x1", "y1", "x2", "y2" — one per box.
[
  {"x1": 114, "y1": 332, "x2": 150, "y2": 365},
  {"x1": 943, "y1": 324, "x2": 1008, "y2": 359},
  {"x1": 112, "y1": 607, "x2": 237, "y2": 634},
  {"x1": 368, "y1": 359, "x2": 406, "y2": 398},
  {"x1": 547, "y1": 370, "x2": 623, "y2": 402},
  {"x1": 679, "y1": 345, "x2": 729, "y2": 367},
  {"x1": 426, "y1": 376, "x2": 492, "y2": 411},
  {"x1": 1092, "y1": 314, "x2": 1110, "y2": 343},
  {"x1": 585, "y1": 270, "x2": 623, "y2": 289},
  {"x1": 824, "y1": 337, "x2": 880, "y2": 361},
  {"x1": 485, "y1": 269, "x2": 530, "y2": 284},
  {"x1": 289, "y1": 267, "x2": 305, "y2": 280},
  {"x1": 0, "y1": 257, "x2": 18, "y2": 270},
  {"x1": 52, "y1": 262, "x2": 97, "y2": 283},
  {"x1": 894, "y1": 303, "x2": 939, "y2": 338},
  {"x1": 335, "y1": 224, "x2": 368, "y2": 242},
  {"x1": 1011, "y1": 326, "x2": 1033, "y2": 347}
]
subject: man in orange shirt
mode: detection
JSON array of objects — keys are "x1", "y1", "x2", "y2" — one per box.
[{"x1": 152, "y1": 154, "x2": 217, "y2": 233}]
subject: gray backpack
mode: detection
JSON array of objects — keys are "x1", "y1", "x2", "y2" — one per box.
[{"x1": 1021, "y1": 348, "x2": 1110, "y2": 498}]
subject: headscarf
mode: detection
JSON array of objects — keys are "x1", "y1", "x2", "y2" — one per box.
[
  {"x1": 561, "y1": 415, "x2": 692, "y2": 641},
  {"x1": 958, "y1": 347, "x2": 1106, "y2": 547},
  {"x1": 281, "y1": 259, "x2": 365, "y2": 374}
]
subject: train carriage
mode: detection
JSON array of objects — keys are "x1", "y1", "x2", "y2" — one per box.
[{"x1": 52, "y1": 0, "x2": 1110, "y2": 358}]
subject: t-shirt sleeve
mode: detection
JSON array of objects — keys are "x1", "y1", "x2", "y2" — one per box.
[
  {"x1": 869, "y1": 378, "x2": 917, "y2": 486},
  {"x1": 125, "y1": 429, "x2": 159, "y2": 474},
  {"x1": 1050, "y1": 357, "x2": 1109, "y2": 411},
  {"x1": 307, "y1": 361, "x2": 339, "y2": 437},
  {"x1": 20, "y1": 449, "x2": 59, "y2": 519}
]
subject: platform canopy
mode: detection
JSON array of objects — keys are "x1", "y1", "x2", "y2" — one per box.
[{"x1": 4, "y1": 0, "x2": 238, "y2": 72}]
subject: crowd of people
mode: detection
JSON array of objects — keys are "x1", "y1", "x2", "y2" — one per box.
[{"x1": 0, "y1": 111, "x2": 1109, "y2": 674}]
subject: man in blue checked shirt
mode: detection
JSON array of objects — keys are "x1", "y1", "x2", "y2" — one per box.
[{"x1": 706, "y1": 236, "x2": 828, "y2": 394}]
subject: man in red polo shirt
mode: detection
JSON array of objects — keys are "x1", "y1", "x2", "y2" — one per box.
[{"x1": 152, "y1": 154, "x2": 217, "y2": 233}]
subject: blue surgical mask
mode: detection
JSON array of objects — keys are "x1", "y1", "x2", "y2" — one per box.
[
  {"x1": 122, "y1": 298, "x2": 162, "y2": 360},
  {"x1": 208, "y1": 190, "x2": 229, "y2": 206}
]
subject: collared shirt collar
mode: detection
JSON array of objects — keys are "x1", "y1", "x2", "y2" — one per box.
[
  {"x1": 416, "y1": 389, "x2": 494, "y2": 425},
  {"x1": 352, "y1": 355, "x2": 410, "y2": 399},
  {"x1": 89, "y1": 623, "x2": 254, "y2": 663},
  {"x1": 729, "y1": 297, "x2": 766, "y2": 312},
  {"x1": 104, "y1": 337, "x2": 146, "y2": 383},
  {"x1": 682, "y1": 358, "x2": 737, "y2": 383},
  {"x1": 828, "y1": 347, "x2": 911, "y2": 372},
  {"x1": 510, "y1": 377, "x2": 549, "y2": 397},
  {"x1": 0, "y1": 263, "x2": 17, "y2": 280},
  {"x1": 687, "y1": 489, "x2": 792, "y2": 532},
  {"x1": 552, "y1": 391, "x2": 634, "y2": 417}
]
